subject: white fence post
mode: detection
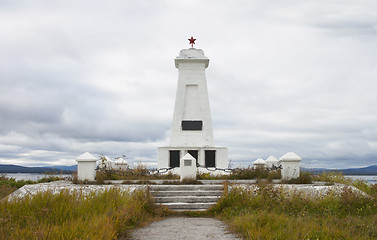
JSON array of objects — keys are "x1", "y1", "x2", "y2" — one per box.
[
  {"x1": 76, "y1": 152, "x2": 97, "y2": 181},
  {"x1": 279, "y1": 152, "x2": 302, "y2": 180}
]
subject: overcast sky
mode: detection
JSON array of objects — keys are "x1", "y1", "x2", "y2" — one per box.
[{"x1": 0, "y1": 0, "x2": 376, "y2": 169}]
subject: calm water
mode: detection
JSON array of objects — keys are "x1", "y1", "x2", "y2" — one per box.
[
  {"x1": 2, "y1": 173, "x2": 72, "y2": 181},
  {"x1": 344, "y1": 175, "x2": 377, "y2": 185}
]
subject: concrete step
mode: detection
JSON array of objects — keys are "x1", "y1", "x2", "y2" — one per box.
[
  {"x1": 150, "y1": 184, "x2": 224, "y2": 211},
  {"x1": 159, "y1": 202, "x2": 217, "y2": 210},
  {"x1": 149, "y1": 185, "x2": 224, "y2": 191},
  {"x1": 172, "y1": 209, "x2": 208, "y2": 212},
  {"x1": 151, "y1": 190, "x2": 223, "y2": 197},
  {"x1": 154, "y1": 196, "x2": 221, "y2": 203}
]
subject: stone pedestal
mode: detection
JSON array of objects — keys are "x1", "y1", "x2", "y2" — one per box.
[
  {"x1": 76, "y1": 152, "x2": 97, "y2": 181},
  {"x1": 180, "y1": 153, "x2": 197, "y2": 181},
  {"x1": 279, "y1": 152, "x2": 302, "y2": 180}
]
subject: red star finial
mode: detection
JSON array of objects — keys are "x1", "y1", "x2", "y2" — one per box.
[{"x1": 188, "y1": 36, "x2": 196, "y2": 48}]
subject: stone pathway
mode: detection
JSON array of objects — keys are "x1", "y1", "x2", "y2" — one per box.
[{"x1": 129, "y1": 217, "x2": 239, "y2": 240}]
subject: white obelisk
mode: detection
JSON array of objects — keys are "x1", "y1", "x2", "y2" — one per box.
[
  {"x1": 158, "y1": 37, "x2": 228, "y2": 174},
  {"x1": 170, "y1": 48, "x2": 214, "y2": 146}
]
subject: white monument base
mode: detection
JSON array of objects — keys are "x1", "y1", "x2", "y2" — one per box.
[{"x1": 158, "y1": 146, "x2": 228, "y2": 176}]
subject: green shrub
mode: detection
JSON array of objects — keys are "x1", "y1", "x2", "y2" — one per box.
[
  {"x1": 285, "y1": 171, "x2": 313, "y2": 184},
  {"x1": 95, "y1": 171, "x2": 106, "y2": 184},
  {"x1": 371, "y1": 183, "x2": 377, "y2": 198},
  {"x1": 229, "y1": 167, "x2": 281, "y2": 180},
  {"x1": 0, "y1": 185, "x2": 18, "y2": 199},
  {"x1": 0, "y1": 175, "x2": 67, "y2": 199},
  {"x1": 313, "y1": 172, "x2": 377, "y2": 199},
  {"x1": 197, "y1": 172, "x2": 214, "y2": 180},
  {"x1": 197, "y1": 167, "x2": 281, "y2": 180},
  {"x1": 312, "y1": 171, "x2": 346, "y2": 184},
  {"x1": 94, "y1": 164, "x2": 179, "y2": 181}
]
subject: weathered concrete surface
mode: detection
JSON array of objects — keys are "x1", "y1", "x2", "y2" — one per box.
[
  {"x1": 5, "y1": 180, "x2": 367, "y2": 202},
  {"x1": 130, "y1": 217, "x2": 239, "y2": 240},
  {"x1": 5, "y1": 180, "x2": 143, "y2": 201}
]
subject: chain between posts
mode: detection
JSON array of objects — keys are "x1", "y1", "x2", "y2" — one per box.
[
  {"x1": 196, "y1": 164, "x2": 233, "y2": 172},
  {"x1": 154, "y1": 164, "x2": 281, "y2": 174},
  {"x1": 154, "y1": 165, "x2": 234, "y2": 174},
  {"x1": 153, "y1": 167, "x2": 176, "y2": 174}
]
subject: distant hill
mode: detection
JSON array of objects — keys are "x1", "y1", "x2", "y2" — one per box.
[
  {"x1": 340, "y1": 165, "x2": 377, "y2": 175},
  {"x1": 303, "y1": 165, "x2": 377, "y2": 175},
  {"x1": 1, "y1": 164, "x2": 376, "y2": 175},
  {"x1": 0, "y1": 164, "x2": 75, "y2": 174},
  {"x1": 42, "y1": 165, "x2": 77, "y2": 172}
]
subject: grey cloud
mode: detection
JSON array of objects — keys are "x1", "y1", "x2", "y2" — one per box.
[{"x1": 0, "y1": 1, "x2": 376, "y2": 169}]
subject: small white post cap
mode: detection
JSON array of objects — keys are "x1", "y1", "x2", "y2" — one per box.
[
  {"x1": 279, "y1": 152, "x2": 302, "y2": 161},
  {"x1": 266, "y1": 155, "x2": 279, "y2": 163},
  {"x1": 76, "y1": 152, "x2": 97, "y2": 162},
  {"x1": 253, "y1": 158, "x2": 266, "y2": 165}
]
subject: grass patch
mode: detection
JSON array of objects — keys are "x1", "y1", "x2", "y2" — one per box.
[
  {"x1": 208, "y1": 182, "x2": 377, "y2": 239},
  {"x1": 0, "y1": 175, "x2": 67, "y2": 199},
  {"x1": 283, "y1": 171, "x2": 313, "y2": 184},
  {"x1": 0, "y1": 188, "x2": 169, "y2": 239},
  {"x1": 122, "y1": 180, "x2": 156, "y2": 185},
  {"x1": 229, "y1": 167, "x2": 281, "y2": 181},
  {"x1": 121, "y1": 179, "x2": 203, "y2": 185},
  {"x1": 98, "y1": 164, "x2": 281, "y2": 182},
  {"x1": 197, "y1": 168, "x2": 281, "y2": 181},
  {"x1": 313, "y1": 172, "x2": 377, "y2": 198},
  {"x1": 93, "y1": 166, "x2": 180, "y2": 182},
  {"x1": 0, "y1": 185, "x2": 18, "y2": 200}
]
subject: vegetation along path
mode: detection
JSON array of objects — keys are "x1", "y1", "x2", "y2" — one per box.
[{"x1": 128, "y1": 217, "x2": 239, "y2": 240}]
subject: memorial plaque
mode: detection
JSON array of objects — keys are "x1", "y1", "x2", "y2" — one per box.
[
  {"x1": 184, "y1": 160, "x2": 192, "y2": 166},
  {"x1": 181, "y1": 120, "x2": 203, "y2": 130}
]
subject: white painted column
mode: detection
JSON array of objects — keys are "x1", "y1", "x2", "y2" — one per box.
[
  {"x1": 76, "y1": 152, "x2": 97, "y2": 181},
  {"x1": 279, "y1": 152, "x2": 302, "y2": 180}
]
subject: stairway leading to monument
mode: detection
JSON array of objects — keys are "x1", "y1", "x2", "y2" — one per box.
[{"x1": 150, "y1": 184, "x2": 224, "y2": 211}]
